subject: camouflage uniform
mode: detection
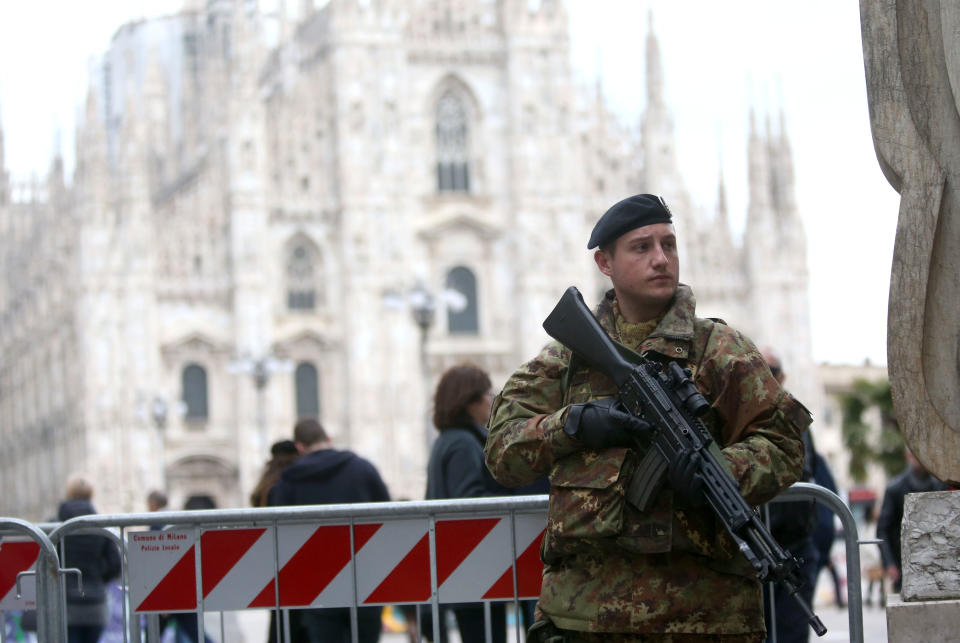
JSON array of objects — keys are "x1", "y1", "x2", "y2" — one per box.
[{"x1": 485, "y1": 285, "x2": 810, "y2": 638}]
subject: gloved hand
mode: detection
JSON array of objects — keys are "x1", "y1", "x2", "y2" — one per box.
[
  {"x1": 563, "y1": 397, "x2": 651, "y2": 450},
  {"x1": 669, "y1": 449, "x2": 706, "y2": 506}
]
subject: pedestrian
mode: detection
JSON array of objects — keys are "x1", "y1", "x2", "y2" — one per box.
[
  {"x1": 57, "y1": 476, "x2": 122, "y2": 643},
  {"x1": 810, "y1": 453, "x2": 844, "y2": 608},
  {"x1": 252, "y1": 439, "x2": 301, "y2": 643},
  {"x1": 425, "y1": 364, "x2": 508, "y2": 643},
  {"x1": 251, "y1": 439, "x2": 301, "y2": 507},
  {"x1": 876, "y1": 447, "x2": 949, "y2": 594},
  {"x1": 146, "y1": 489, "x2": 168, "y2": 513},
  {"x1": 164, "y1": 496, "x2": 216, "y2": 643},
  {"x1": 759, "y1": 348, "x2": 820, "y2": 643},
  {"x1": 146, "y1": 489, "x2": 168, "y2": 532},
  {"x1": 268, "y1": 418, "x2": 390, "y2": 643},
  {"x1": 485, "y1": 194, "x2": 811, "y2": 641}
]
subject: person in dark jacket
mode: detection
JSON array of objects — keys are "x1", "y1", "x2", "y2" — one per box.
[
  {"x1": 876, "y1": 448, "x2": 949, "y2": 593},
  {"x1": 253, "y1": 439, "x2": 302, "y2": 643},
  {"x1": 268, "y1": 418, "x2": 390, "y2": 642},
  {"x1": 58, "y1": 477, "x2": 122, "y2": 643},
  {"x1": 810, "y1": 452, "x2": 844, "y2": 607},
  {"x1": 760, "y1": 348, "x2": 820, "y2": 643},
  {"x1": 425, "y1": 364, "x2": 510, "y2": 643}
]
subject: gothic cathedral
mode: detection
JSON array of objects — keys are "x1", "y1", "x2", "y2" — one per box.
[{"x1": 0, "y1": 0, "x2": 816, "y2": 518}]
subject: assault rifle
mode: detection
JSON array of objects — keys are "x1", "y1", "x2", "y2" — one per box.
[{"x1": 543, "y1": 286, "x2": 826, "y2": 637}]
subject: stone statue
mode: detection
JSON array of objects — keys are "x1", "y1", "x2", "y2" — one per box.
[
  {"x1": 860, "y1": 0, "x2": 960, "y2": 486},
  {"x1": 861, "y1": 3, "x2": 960, "y2": 638}
]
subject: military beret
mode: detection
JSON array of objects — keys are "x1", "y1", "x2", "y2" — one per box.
[{"x1": 587, "y1": 194, "x2": 673, "y2": 249}]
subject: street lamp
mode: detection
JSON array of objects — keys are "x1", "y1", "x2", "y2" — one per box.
[
  {"x1": 135, "y1": 393, "x2": 183, "y2": 500},
  {"x1": 150, "y1": 396, "x2": 168, "y2": 430},
  {"x1": 408, "y1": 281, "x2": 436, "y2": 376},
  {"x1": 228, "y1": 354, "x2": 295, "y2": 450}
]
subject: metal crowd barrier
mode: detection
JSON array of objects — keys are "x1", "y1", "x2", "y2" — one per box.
[
  {"x1": 768, "y1": 482, "x2": 865, "y2": 643},
  {"x1": 0, "y1": 518, "x2": 67, "y2": 643},
  {"x1": 48, "y1": 496, "x2": 549, "y2": 643},
  {"x1": 2, "y1": 484, "x2": 865, "y2": 643}
]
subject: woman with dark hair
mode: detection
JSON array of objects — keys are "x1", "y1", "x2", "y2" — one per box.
[
  {"x1": 57, "y1": 477, "x2": 122, "y2": 643},
  {"x1": 251, "y1": 439, "x2": 301, "y2": 507},
  {"x1": 425, "y1": 364, "x2": 507, "y2": 643},
  {"x1": 427, "y1": 364, "x2": 502, "y2": 500}
]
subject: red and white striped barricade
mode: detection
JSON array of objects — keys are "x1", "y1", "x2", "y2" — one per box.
[
  {"x1": 128, "y1": 530, "x2": 198, "y2": 613},
  {"x1": 434, "y1": 514, "x2": 544, "y2": 603},
  {"x1": 127, "y1": 512, "x2": 546, "y2": 613},
  {"x1": 0, "y1": 540, "x2": 41, "y2": 610}
]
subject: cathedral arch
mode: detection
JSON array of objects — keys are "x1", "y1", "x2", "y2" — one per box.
[
  {"x1": 445, "y1": 265, "x2": 479, "y2": 334},
  {"x1": 166, "y1": 454, "x2": 239, "y2": 510},
  {"x1": 285, "y1": 234, "x2": 323, "y2": 311},
  {"x1": 181, "y1": 363, "x2": 209, "y2": 422},
  {"x1": 430, "y1": 76, "x2": 480, "y2": 194}
]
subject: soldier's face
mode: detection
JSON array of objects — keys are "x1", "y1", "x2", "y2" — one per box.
[{"x1": 594, "y1": 223, "x2": 679, "y2": 320}]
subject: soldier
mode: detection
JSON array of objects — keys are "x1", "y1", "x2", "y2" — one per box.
[{"x1": 485, "y1": 194, "x2": 810, "y2": 642}]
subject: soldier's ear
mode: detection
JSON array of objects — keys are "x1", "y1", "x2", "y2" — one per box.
[{"x1": 594, "y1": 249, "x2": 613, "y2": 277}]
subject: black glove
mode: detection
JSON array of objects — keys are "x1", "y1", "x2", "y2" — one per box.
[
  {"x1": 670, "y1": 449, "x2": 706, "y2": 506},
  {"x1": 563, "y1": 397, "x2": 651, "y2": 450}
]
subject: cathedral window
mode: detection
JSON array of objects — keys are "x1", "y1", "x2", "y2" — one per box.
[
  {"x1": 446, "y1": 266, "x2": 479, "y2": 334},
  {"x1": 286, "y1": 241, "x2": 321, "y2": 311},
  {"x1": 295, "y1": 362, "x2": 320, "y2": 419},
  {"x1": 182, "y1": 363, "x2": 209, "y2": 422},
  {"x1": 436, "y1": 92, "x2": 470, "y2": 193}
]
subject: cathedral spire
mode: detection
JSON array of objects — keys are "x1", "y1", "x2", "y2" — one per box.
[
  {"x1": 645, "y1": 10, "x2": 664, "y2": 107},
  {"x1": 0, "y1": 97, "x2": 8, "y2": 205},
  {"x1": 0, "y1": 97, "x2": 5, "y2": 169},
  {"x1": 638, "y1": 10, "x2": 691, "y2": 242},
  {"x1": 762, "y1": 107, "x2": 794, "y2": 219},
  {"x1": 747, "y1": 107, "x2": 771, "y2": 218},
  {"x1": 47, "y1": 128, "x2": 64, "y2": 195},
  {"x1": 716, "y1": 168, "x2": 728, "y2": 226}
]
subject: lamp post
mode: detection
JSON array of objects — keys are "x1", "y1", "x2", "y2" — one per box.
[
  {"x1": 408, "y1": 282, "x2": 436, "y2": 374},
  {"x1": 228, "y1": 355, "x2": 295, "y2": 451},
  {"x1": 149, "y1": 396, "x2": 169, "y2": 498},
  {"x1": 150, "y1": 396, "x2": 168, "y2": 430},
  {"x1": 408, "y1": 282, "x2": 436, "y2": 452},
  {"x1": 135, "y1": 393, "x2": 180, "y2": 499}
]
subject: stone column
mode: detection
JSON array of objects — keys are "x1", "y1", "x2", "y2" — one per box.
[{"x1": 886, "y1": 492, "x2": 960, "y2": 640}]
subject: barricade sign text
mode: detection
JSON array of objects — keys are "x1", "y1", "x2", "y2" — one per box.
[{"x1": 128, "y1": 530, "x2": 198, "y2": 613}]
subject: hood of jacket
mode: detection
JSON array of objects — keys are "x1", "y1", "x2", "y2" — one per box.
[
  {"x1": 58, "y1": 498, "x2": 96, "y2": 521},
  {"x1": 281, "y1": 448, "x2": 357, "y2": 484}
]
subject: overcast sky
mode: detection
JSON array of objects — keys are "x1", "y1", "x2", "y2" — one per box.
[{"x1": 0, "y1": 1, "x2": 900, "y2": 366}]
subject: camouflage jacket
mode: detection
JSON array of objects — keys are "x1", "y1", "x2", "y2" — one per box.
[{"x1": 485, "y1": 285, "x2": 810, "y2": 635}]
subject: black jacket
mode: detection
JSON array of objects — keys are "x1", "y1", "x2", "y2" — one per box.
[
  {"x1": 876, "y1": 467, "x2": 949, "y2": 569},
  {"x1": 767, "y1": 429, "x2": 819, "y2": 551},
  {"x1": 426, "y1": 423, "x2": 548, "y2": 500},
  {"x1": 427, "y1": 423, "x2": 509, "y2": 500},
  {"x1": 57, "y1": 499, "x2": 122, "y2": 605},
  {"x1": 267, "y1": 448, "x2": 390, "y2": 506}
]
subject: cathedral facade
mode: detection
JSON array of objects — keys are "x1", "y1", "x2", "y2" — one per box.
[{"x1": 0, "y1": 0, "x2": 817, "y2": 519}]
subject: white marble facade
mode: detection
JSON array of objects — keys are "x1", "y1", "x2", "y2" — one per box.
[{"x1": 0, "y1": 0, "x2": 818, "y2": 519}]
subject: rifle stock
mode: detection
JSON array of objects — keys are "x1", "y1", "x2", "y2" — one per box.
[{"x1": 543, "y1": 287, "x2": 635, "y2": 388}]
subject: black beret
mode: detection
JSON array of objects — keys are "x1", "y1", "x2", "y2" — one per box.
[{"x1": 587, "y1": 194, "x2": 673, "y2": 249}]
